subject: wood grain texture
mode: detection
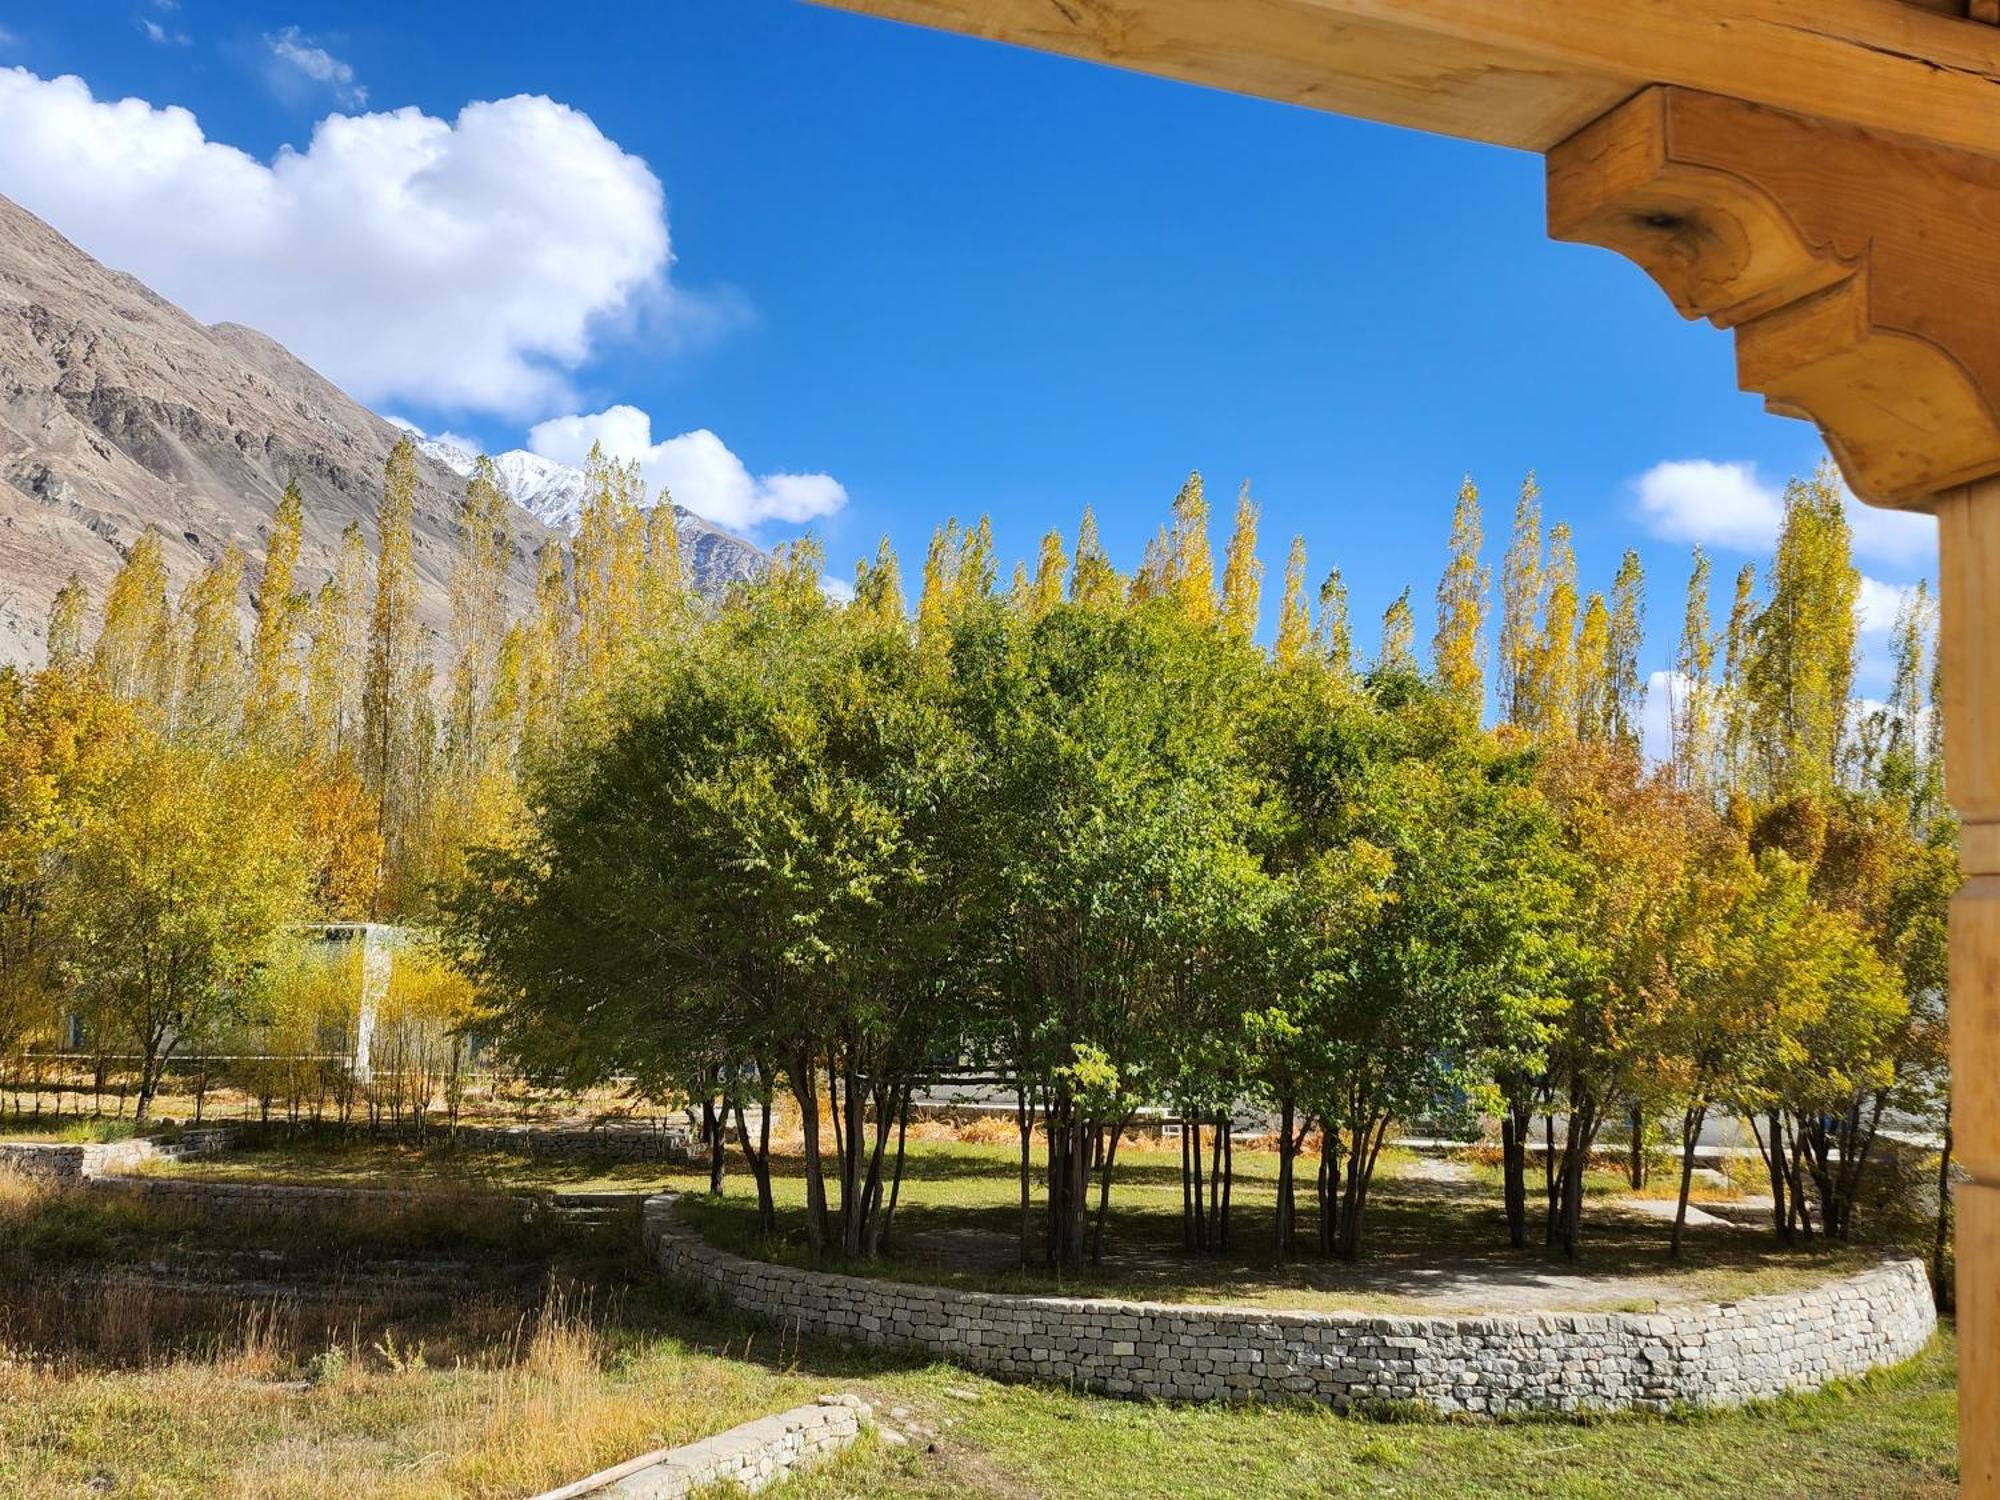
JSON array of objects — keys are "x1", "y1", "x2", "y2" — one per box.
[
  {"x1": 1548, "y1": 88, "x2": 2000, "y2": 504},
  {"x1": 808, "y1": 0, "x2": 2000, "y2": 159}
]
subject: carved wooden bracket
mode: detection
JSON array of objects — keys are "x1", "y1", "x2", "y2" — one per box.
[{"x1": 1548, "y1": 86, "x2": 2000, "y2": 507}]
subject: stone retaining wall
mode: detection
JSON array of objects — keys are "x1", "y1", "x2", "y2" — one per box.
[
  {"x1": 448, "y1": 1124, "x2": 691, "y2": 1164},
  {"x1": 0, "y1": 1128, "x2": 232, "y2": 1184},
  {"x1": 533, "y1": 1394, "x2": 867, "y2": 1499},
  {"x1": 642, "y1": 1194, "x2": 1936, "y2": 1414},
  {"x1": 88, "y1": 1175, "x2": 531, "y2": 1219}
]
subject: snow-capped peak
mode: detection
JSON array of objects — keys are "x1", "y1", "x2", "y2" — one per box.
[{"x1": 416, "y1": 437, "x2": 588, "y2": 532}]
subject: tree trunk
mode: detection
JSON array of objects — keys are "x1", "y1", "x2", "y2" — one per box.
[
  {"x1": 1501, "y1": 1096, "x2": 1530, "y2": 1250},
  {"x1": 1628, "y1": 1104, "x2": 1647, "y2": 1190},
  {"x1": 1670, "y1": 1103, "x2": 1706, "y2": 1260},
  {"x1": 1017, "y1": 1083, "x2": 1036, "y2": 1269},
  {"x1": 792, "y1": 1062, "x2": 829, "y2": 1263},
  {"x1": 1274, "y1": 1095, "x2": 1296, "y2": 1267}
]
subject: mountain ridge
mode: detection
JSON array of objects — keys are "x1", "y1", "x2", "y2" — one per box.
[{"x1": 0, "y1": 190, "x2": 765, "y2": 667}]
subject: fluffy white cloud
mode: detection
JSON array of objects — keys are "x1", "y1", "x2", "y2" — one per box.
[
  {"x1": 0, "y1": 66, "x2": 669, "y2": 416},
  {"x1": 1633, "y1": 460, "x2": 1784, "y2": 553},
  {"x1": 1631, "y1": 458, "x2": 1935, "y2": 569},
  {"x1": 1856, "y1": 576, "x2": 1916, "y2": 637},
  {"x1": 528, "y1": 405, "x2": 848, "y2": 533},
  {"x1": 266, "y1": 28, "x2": 364, "y2": 107}
]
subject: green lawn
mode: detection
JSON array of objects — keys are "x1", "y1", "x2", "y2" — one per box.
[{"x1": 799, "y1": 1329, "x2": 1959, "y2": 1499}]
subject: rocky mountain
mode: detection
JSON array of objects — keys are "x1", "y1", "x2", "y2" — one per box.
[
  {"x1": 0, "y1": 191, "x2": 765, "y2": 668},
  {"x1": 416, "y1": 437, "x2": 769, "y2": 598}
]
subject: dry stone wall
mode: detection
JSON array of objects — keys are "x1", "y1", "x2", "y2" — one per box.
[
  {"x1": 88, "y1": 1175, "x2": 533, "y2": 1220},
  {"x1": 0, "y1": 1128, "x2": 232, "y2": 1184},
  {"x1": 642, "y1": 1194, "x2": 1935, "y2": 1414}
]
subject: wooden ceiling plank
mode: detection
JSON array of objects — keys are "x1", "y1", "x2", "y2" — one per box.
[{"x1": 808, "y1": 0, "x2": 2000, "y2": 159}]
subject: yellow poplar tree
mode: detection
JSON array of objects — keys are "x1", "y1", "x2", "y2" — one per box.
[
  {"x1": 1167, "y1": 471, "x2": 1215, "y2": 625},
  {"x1": 1574, "y1": 591, "x2": 1612, "y2": 741},
  {"x1": 1607, "y1": 549, "x2": 1646, "y2": 748},
  {"x1": 177, "y1": 545, "x2": 247, "y2": 742},
  {"x1": 93, "y1": 529, "x2": 173, "y2": 708},
  {"x1": 1273, "y1": 537, "x2": 1310, "y2": 670},
  {"x1": 304, "y1": 523, "x2": 368, "y2": 765},
  {"x1": 361, "y1": 438, "x2": 426, "y2": 912},
  {"x1": 1498, "y1": 472, "x2": 1544, "y2": 728},
  {"x1": 1069, "y1": 506, "x2": 1122, "y2": 610},
  {"x1": 246, "y1": 483, "x2": 306, "y2": 747},
  {"x1": 1029, "y1": 529, "x2": 1067, "y2": 618},
  {"x1": 1432, "y1": 474, "x2": 1489, "y2": 711},
  {"x1": 853, "y1": 537, "x2": 906, "y2": 629},
  {"x1": 1379, "y1": 587, "x2": 1417, "y2": 675},
  {"x1": 45, "y1": 574, "x2": 88, "y2": 674},
  {"x1": 1317, "y1": 567, "x2": 1353, "y2": 678},
  {"x1": 1528, "y1": 521, "x2": 1579, "y2": 739},
  {"x1": 1672, "y1": 547, "x2": 1716, "y2": 794},
  {"x1": 1219, "y1": 481, "x2": 1263, "y2": 640}
]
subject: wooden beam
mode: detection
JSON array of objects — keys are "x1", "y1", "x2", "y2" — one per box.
[
  {"x1": 1937, "y1": 479, "x2": 2000, "y2": 1496},
  {"x1": 808, "y1": 0, "x2": 2000, "y2": 160},
  {"x1": 1547, "y1": 87, "x2": 2000, "y2": 505}
]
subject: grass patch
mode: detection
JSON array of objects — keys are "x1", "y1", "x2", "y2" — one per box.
[
  {"x1": 669, "y1": 1138, "x2": 1887, "y2": 1314},
  {"x1": 789, "y1": 1328, "x2": 1959, "y2": 1500}
]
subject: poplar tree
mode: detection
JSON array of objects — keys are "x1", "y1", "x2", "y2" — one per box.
[
  {"x1": 45, "y1": 574, "x2": 88, "y2": 674},
  {"x1": 639, "y1": 500, "x2": 689, "y2": 639},
  {"x1": 1720, "y1": 562, "x2": 1757, "y2": 792},
  {"x1": 361, "y1": 438, "x2": 427, "y2": 912},
  {"x1": 1527, "y1": 522, "x2": 1579, "y2": 739},
  {"x1": 1273, "y1": 537, "x2": 1310, "y2": 670},
  {"x1": 1498, "y1": 472, "x2": 1544, "y2": 727},
  {"x1": 1378, "y1": 587, "x2": 1417, "y2": 675},
  {"x1": 520, "y1": 541, "x2": 573, "y2": 759},
  {"x1": 177, "y1": 545, "x2": 246, "y2": 742},
  {"x1": 1219, "y1": 481, "x2": 1262, "y2": 640},
  {"x1": 93, "y1": 530, "x2": 172, "y2": 707},
  {"x1": 1316, "y1": 568, "x2": 1353, "y2": 679},
  {"x1": 1029, "y1": 530, "x2": 1068, "y2": 619},
  {"x1": 1165, "y1": 472, "x2": 1215, "y2": 625},
  {"x1": 1070, "y1": 507, "x2": 1122, "y2": 610},
  {"x1": 1433, "y1": 474, "x2": 1488, "y2": 711},
  {"x1": 572, "y1": 446, "x2": 647, "y2": 688},
  {"x1": 1672, "y1": 547, "x2": 1716, "y2": 794},
  {"x1": 853, "y1": 537, "x2": 906, "y2": 629},
  {"x1": 1606, "y1": 550, "x2": 1646, "y2": 748},
  {"x1": 305, "y1": 524, "x2": 368, "y2": 765},
  {"x1": 1743, "y1": 467, "x2": 1859, "y2": 799},
  {"x1": 247, "y1": 483, "x2": 306, "y2": 746},
  {"x1": 917, "y1": 519, "x2": 962, "y2": 648},
  {"x1": 1574, "y1": 592, "x2": 1611, "y2": 741},
  {"x1": 446, "y1": 458, "x2": 512, "y2": 774}
]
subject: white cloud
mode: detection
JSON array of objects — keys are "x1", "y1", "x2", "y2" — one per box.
[
  {"x1": 0, "y1": 67, "x2": 670, "y2": 416},
  {"x1": 139, "y1": 18, "x2": 189, "y2": 46},
  {"x1": 527, "y1": 405, "x2": 848, "y2": 533},
  {"x1": 1856, "y1": 576, "x2": 1915, "y2": 637},
  {"x1": 1633, "y1": 460, "x2": 1783, "y2": 554},
  {"x1": 821, "y1": 575, "x2": 857, "y2": 605},
  {"x1": 0, "y1": 27, "x2": 18, "y2": 48},
  {"x1": 266, "y1": 27, "x2": 366, "y2": 108},
  {"x1": 1631, "y1": 458, "x2": 1936, "y2": 571}
]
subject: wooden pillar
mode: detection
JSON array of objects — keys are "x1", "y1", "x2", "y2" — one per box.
[
  {"x1": 1547, "y1": 87, "x2": 2000, "y2": 1496},
  {"x1": 1940, "y1": 482, "x2": 2000, "y2": 1495}
]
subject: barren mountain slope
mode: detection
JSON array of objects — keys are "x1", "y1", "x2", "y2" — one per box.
[{"x1": 0, "y1": 190, "x2": 550, "y2": 667}]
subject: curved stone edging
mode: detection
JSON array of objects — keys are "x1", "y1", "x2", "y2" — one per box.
[
  {"x1": 530, "y1": 1394, "x2": 868, "y2": 1499},
  {"x1": 642, "y1": 1193, "x2": 1936, "y2": 1414}
]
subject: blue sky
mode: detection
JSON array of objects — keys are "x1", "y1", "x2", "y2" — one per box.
[{"x1": 0, "y1": 0, "x2": 1938, "y2": 716}]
